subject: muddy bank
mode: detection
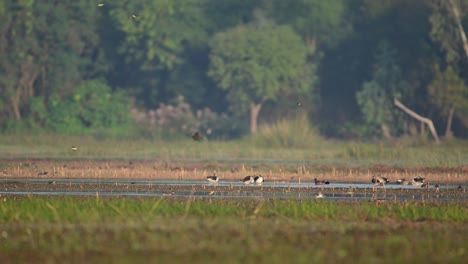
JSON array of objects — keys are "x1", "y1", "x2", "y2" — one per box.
[{"x1": 1, "y1": 159, "x2": 467, "y2": 184}]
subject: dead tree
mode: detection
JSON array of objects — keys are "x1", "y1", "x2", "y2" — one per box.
[
  {"x1": 448, "y1": 0, "x2": 468, "y2": 64},
  {"x1": 393, "y1": 98, "x2": 440, "y2": 144}
]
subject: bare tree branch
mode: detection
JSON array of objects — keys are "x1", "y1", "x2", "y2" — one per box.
[
  {"x1": 448, "y1": 0, "x2": 468, "y2": 64},
  {"x1": 393, "y1": 98, "x2": 440, "y2": 144}
]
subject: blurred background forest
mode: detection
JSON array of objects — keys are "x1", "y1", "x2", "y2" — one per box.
[{"x1": 1, "y1": 0, "x2": 467, "y2": 143}]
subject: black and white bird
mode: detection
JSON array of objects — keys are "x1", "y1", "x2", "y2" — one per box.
[
  {"x1": 372, "y1": 176, "x2": 390, "y2": 186},
  {"x1": 206, "y1": 172, "x2": 219, "y2": 184},
  {"x1": 411, "y1": 176, "x2": 426, "y2": 187},
  {"x1": 314, "y1": 178, "x2": 330, "y2": 185},
  {"x1": 254, "y1": 175, "x2": 264, "y2": 185},
  {"x1": 396, "y1": 179, "x2": 409, "y2": 185},
  {"x1": 242, "y1": 175, "x2": 254, "y2": 184}
]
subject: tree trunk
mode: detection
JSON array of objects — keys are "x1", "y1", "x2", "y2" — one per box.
[
  {"x1": 445, "y1": 107, "x2": 455, "y2": 138},
  {"x1": 448, "y1": 0, "x2": 468, "y2": 64},
  {"x1": 11, "y1": 96, "x2": 21, "y2": 121},
  {"x1": 381, "y1": 124, "x2": 392, "y2": 139},
  {"x1": 393, "y1": 98, "x2": 440, "y2": 144},
  {"x1": 250, "y1": 101, "x2": 264, "y2": 134},
  {"x1": 10, "y1": 62, "x2": 39, "y2": 121}
]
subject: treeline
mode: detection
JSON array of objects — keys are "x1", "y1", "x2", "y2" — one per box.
[{"x1": 0, "y1": 0, "x2": 467, "y2": 140}]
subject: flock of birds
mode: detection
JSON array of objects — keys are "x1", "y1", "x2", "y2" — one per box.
[
  {"x1": 204, "y1": 173, "x2": 449, "y2": 199},
  {"x1": 69, "y1": 142, "x2": 446, "y2": 192},
  {"x1": 206, "y1": 173, "x2": 264, "y2": 185},
  {"x1": 64, "y1": 144, "x2": 462, "y2": 198},
  {"x1": 206, "y1": 173, "x2": 432, "y2": 188},
  {"x1": 371, "y1": 175, "x2": 429, "y2": 188}
]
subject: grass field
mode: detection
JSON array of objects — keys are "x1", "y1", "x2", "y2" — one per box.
[
  {"x1": 0, "y1": 135, "x2": 467, "y2": 263},
  {"x1": 1, "y1": 134, "x2": 467, "y2": 167},
  {"x1": 0, "y1": 196, "x2": 466, "y2": 263},
  {"x1": 1, "y1": 134, "x2": 467, "y2": 183}
]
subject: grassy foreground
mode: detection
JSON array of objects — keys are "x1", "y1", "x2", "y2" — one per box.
[{"x1": 0, "y1": 196, "x2": 466, "y2": 263}]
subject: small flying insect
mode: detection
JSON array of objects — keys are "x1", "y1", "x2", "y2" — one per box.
[{"x1": 98, "y1": 3, "x2": 104, "y2": 7}]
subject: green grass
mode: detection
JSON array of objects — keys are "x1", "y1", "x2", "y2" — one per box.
[
  {"x1": 0, "y1": 196, "x2": 467, "y2": 263},
  {"x1": 0, "y1": 134, "x2": 467, "y2": 167},
  {"x1": 1, "y1": 197, "x2": 466, "y2": 222}
]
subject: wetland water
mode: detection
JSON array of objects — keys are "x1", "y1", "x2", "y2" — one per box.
[{"x1": 0, "y1": 179, "x2": 466, "y2": 202}]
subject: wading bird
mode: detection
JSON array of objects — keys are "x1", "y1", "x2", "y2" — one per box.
[
  {"x1": 372, "y1": 176, "x2": 390, "y2": 186},
  {"x1": 314, "y1": 178, "x2": 330, "y2": 185},
  {"x1": 396, "y1": 179, "x2": 409, "y2": 185},
  {"x1": 206, "y1": 172, "x2": 219, "y2": 184},
  {"x1": 71, "y1": 146, "x2": 78, "y2": 151},
  {"x1": 411, "y1": 176, "x2": 426, "y2": 187},
  {"x1": 254, "y1": 175, "x2": 264, "y2": 185},
  {"x1": 242, "y1": 176, "x2": 254, "y2": 184}
]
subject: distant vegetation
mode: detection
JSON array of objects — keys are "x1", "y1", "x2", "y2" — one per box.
[
  {"x1": 1, "y1": 133, "x2": 467, "y2": 167},
  {"x1": 0, "y1": 0, "x2": 467, "y2": 142}
]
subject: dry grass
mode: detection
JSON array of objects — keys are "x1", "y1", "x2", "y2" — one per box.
[{"x1": 0, "y1": 159, "x2": 466, "y2": 184}]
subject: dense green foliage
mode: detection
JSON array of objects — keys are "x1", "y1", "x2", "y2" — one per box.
[
  {"x1": 0, "y1": 0, "x2": 467, "y2": 140},
  {"x1": 356, "y1": 41, "x2": 407, "y2": 138},
  {"x1": 209, "y1": 22, "x2": 314, "y2": 132}
]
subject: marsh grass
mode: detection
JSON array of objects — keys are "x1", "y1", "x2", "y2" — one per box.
[
  {"x1": 1, "y1": 196, "x2": 466, "y2": 223},
  {"x1": 1, "y1": 158, "x2": 466, "y2": 184},
  {"x1": 251, "y1": 115, "x2": 322, "y2": 148},
  {"x1": 0, "y1": 196, "x2": 466, "y2": 263},
  {"x1": 1, "y1": 134, "x2": 467, "y2": 168}
]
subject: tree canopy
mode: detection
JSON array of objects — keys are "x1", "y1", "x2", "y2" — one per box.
[
  {"x1": 0, "y1": 0, "x2": 467, "y2": 140},
  {"x1": 208, "y1": 22, "x2": 314, "y2": 133}
]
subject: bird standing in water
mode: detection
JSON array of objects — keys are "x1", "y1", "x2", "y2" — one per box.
[
  {"x1": 254, "y1": 175, "x2": 264, "y2": 185},
  {"x1": 314, "y1": 178, "x2": 330, "y2": 185},
  {"x1": 206, "y1": 171, "x2": 219, "y2": 184},
  {"x1": 396, "y1": 179, "x2": 409, "y2": 185},
  {"x1": 242, "y1": 176, "x2": 254, "y2": 184},
  {"x1": 411, "y1": 176, "x2": 426, "y2": 187},
  {"x1": 371, "y1": 176, "x2": 389, "y2": 186}
]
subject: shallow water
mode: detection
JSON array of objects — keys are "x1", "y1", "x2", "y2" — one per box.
[
  {"x1": 0, "y1": 178, "x2": 464, "y2": 189},
  {"x1": 0, "y1": 179, "x2": 466, "y2": 201},
  {"x1": 0, "y1": 189, "x2": 464, "y2": 202}
]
